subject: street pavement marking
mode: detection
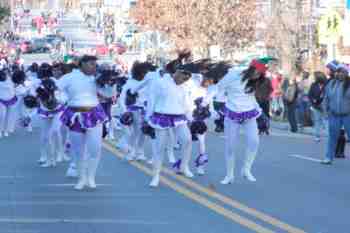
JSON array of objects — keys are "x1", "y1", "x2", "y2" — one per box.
[
  {"x1": 0, "y1": 218, "x2": 170, "y2": 225},
  {"x1": 41, "y1": 184, "x2": 113, "y2": 187},
  {"x1": 103, "y1": 142, "x2": 275, "y2": 233},
  {"x1": 104, "y1": 141, "x2": 307, "y2": 233},
  {"x1": 288, "y1": 154, "x2": 323, "y2": 163}
]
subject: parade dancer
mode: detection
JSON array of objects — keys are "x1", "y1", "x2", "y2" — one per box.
[
  {"x1": 130, "y1": 68, "x2": 177, "y2": 165},
  {"x1": 146, "y1": 66, "x2": 194, "y2": 187},
  {"x1": 35, "y1": 64, "x2": 66, "y2": 168},
  {"x1": 0, "y1": 70, "x2": 17, "y2": 138},
  {"x1": 119, "y1": 62, "x2": 151, "y2": 161},
  {"x1": 187, "y1": 76, "x2": 216, "y2": 175},
  {"x1": 209, "y1": 60, "x2": 269, "y2": 184},
  {"x1": 58, "y1": 56, "x2": 107, "y2": 190},
  {"x1": 96, "y1": 70, "x2": 118, "y2": 140}
]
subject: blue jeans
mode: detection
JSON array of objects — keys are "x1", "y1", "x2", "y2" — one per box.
[
  {"x1": 310, "y1": 107, "x2": 327, "y2": 138},
  {"x1": 326, "y1": 114, "x2": 350, "y2": 160}
]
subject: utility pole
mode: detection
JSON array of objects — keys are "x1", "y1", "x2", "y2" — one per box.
[{"x1": 10, "y1": 0, "x2": 15, "y2": 31}]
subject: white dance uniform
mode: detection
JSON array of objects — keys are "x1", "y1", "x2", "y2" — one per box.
[
  {"x1": 0, "y1": 77, "x2": 17, "y2": 137},
  {"x1": 216, "y1": 68, "x2": 261, "y2": 184},
  {"x1": 146, "y1": 73, "x2": 193, "y2": 187},
  {"x1": 57, "y1": 70, "x2": 107, "y2": 190}
]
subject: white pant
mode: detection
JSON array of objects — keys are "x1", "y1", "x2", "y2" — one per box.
[
  {"x1": 127, "y1": 111, "x2": 145, "y2": 157},
  {"x1": 0, "y1": 103, "x2": 17, "y2": 133},
  {"x1": 39, "y1": 114, "x2": 64, "y2": 162},
  {"x1": 224, "y1": 118, "x2": 259, "y2": 174},
  {"x1": 153, "y1": 124, "x2": 192, "y2": 173}
]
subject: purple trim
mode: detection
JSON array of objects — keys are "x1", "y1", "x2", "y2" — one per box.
[
  {"x1": 60, "y1": 104, "x2": 107, "y2": 133},
  {"x1": 0, "y1": 96, "x2": 18, "y2": 107},
  {"x1": 223, "y1": 106, "x2": 260, "y2": 124},
  {"x1": 150, "y1": 113, "x2": 187, "y2": 129},
  {"x1": 38, "y1": 105, "x2": 65, "y2": 118},
  {"x1": 172, "y1": 159, "x2": 182, "y2": 173},
  {"x1": 195, "y1": 154, "x2": 208, "y2": 168},
  {"x1": 127, "y1": 105, "x2": 144, "y2": 112}
]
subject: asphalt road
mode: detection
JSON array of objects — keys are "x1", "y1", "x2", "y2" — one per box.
[{"x1": 0, "y1": 124, "x2": 349, "y2": 233}]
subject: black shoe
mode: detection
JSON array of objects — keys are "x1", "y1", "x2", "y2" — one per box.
[{"x1": 335, "y1": 154, "x2": 346, "y2": 159}]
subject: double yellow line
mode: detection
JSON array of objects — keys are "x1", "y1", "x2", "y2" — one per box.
[{"x1": 103, "y1": 142, "x2": 306, "y2": 233}]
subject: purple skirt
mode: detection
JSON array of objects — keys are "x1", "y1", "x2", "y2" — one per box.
[
  {"x1": 60, "y1": 105, "x2": 107, "y2": 133},
  {"x1": 223, "y1": 106, "x2": 260, "y2": 124},
  {"x1": 38, "y1": 105, "x2": 65, "y2": 118},
  {"x1": 150, "y1": 112, "x2": 187, "y2": 129},
  {"x1": 0, "y1": 96, "x2": 17, "y2": 107}
]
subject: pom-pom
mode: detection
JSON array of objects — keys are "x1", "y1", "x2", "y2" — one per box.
[
  {"x1": 214, "y1": 117, "x2": 224, "y2": 133},
  {"x1": 141, "y1": 122, "x2": 156, "y2": 139},
  {"x1": 120, "y1": 112, "x2": 133, "y2": 126},
  {"x1": 193, "y1": 104, "x2": 211, "y2": 121},
  {"x1": 18, "y1": 117, "x2": 31, "y2": 127},
  {"x1": 0, "y1": 70, "x2": 7, "y2": 81},
  {"x1": 257, "y1": 113, "x2": 270, "y2": 135},
  {"x1": 23, "y1": 95, "x2": 39, "y2": 108},
  {"x1": 125, "y1": 89, "x2": 138, "y2": 106},
  {"x1": 190, "y1": 121, "x2": 207, "y2": 141}
]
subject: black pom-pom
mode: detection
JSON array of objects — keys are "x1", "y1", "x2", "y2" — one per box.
[
  {"x1": 190, "y1": 121, "x2": 207, "y2": 141},
  {"x1": 141, "y1": 122, "x2": 156, "y2": 139},
  {"x1": 23, "y1": 95, "x2": 39, "y2": 108},
  {"x1": 41, "y1": 79, "x2": 57, "y2": 92},
  {"x1": 193, "y1": 105, "x2": 211, "y2": 121},
  {"x1": 125, "y1": 89, "x2": 138, "y2": 106},
  {"x1": 257, "y1": 113, "x2": 270, "y2": 135},
  {"x1": 120, "y1": 112, "x2": 133, "y2": 126},
  {"x1": 214, "y1": 117, "x2": 224, "y2": 133},
  {"x1": 0, "y1": 70, "x2": 7, "y2": 82},
  {"x1": 11, "y1": 70, "x2": 26, "y2": 85}
]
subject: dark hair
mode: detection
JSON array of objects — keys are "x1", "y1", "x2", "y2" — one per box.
[
  {"x1": 131, "y1": 62, "x2": 151, "y2": 81},
  {"x1": 38, "y1": 63, "x2": 52, "y2": 79},
  {"x1": 12, "y1": 70, "x2": 26, "y2": 85},
  {"x1": 313, "y1": 71, "x2": 327, "y2": 85},
  {"x1": 202, "y1": 61, "x2": 231, "y2": 84},
  {"x1": 241, "y1": 66, "x2": 266, "y2": 94},
  {"x1": 29, "y1": 63, "x2": 39, "y2": 73},
  {"x1": 79, "y1": 55, "x2": 97, "y2": 66}
]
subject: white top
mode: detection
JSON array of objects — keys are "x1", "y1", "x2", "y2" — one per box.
[
  {"x1": 97, "y1": 85, "x2": 116, "y2": 99},
  {"x1": 119, "y1": 78, "x2": 144, "y2": 112},
  {"x1": 216, "y1": 68, "x2": 259, "y2": 113},
  {"x1": 0, "y1": 78, "x2": 15, "y2": 100},
  {"x1": 146, "y1": 74, "x2": 192, "y2": 117},
  {"x1": 56, "y1": 69, "x2": 99, "y2": 107}
]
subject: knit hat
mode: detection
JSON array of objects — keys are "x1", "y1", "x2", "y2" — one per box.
[
  {"x1": 326, "y1": 60, "x2": 339, "y2": 72},
  {"x1": 249, "y1": 56, "x2": 277, "y2": 74}
]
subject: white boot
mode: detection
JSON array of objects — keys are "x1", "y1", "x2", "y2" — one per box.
[
  {"x1": 221, "y1": 157, "x2": 235, "y2": 184},
  {"x1": 180, "y1": 166, "x2": 194, "y2": 178},
  {"x1": 197, "y1": 166, "x2": 205, "y2": 176},
  {"x1": 167, "y1": 149, "x2": 176, "y2": 164},
  {"x1": 74, "y1": 160, "x2": 88, "y2": 190},
  {"x1": 87, "y1": 158, "x2": 100, "y2": 189},
  {"x1": 135, "y1": 152, "x2": 147, "y2": 161},
  {"x1": 149, "y1": 158, "x2": 161, "y2": 187},
  {"x1": 241, "y1": 152, "x2": 257, "y2": 182},
  {"x1": 180, "y1": 150, "x2": 193, "y2": 178},
  {"x1": 4, "y1": 131, "x2": 9, "y2": 137},
  {"x1": 66, "y1": 163, "x2": 78, "y2": 178}
]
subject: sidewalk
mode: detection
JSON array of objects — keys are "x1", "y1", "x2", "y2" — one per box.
[{"x1": 270, "y1": 121, "x2": 317, "y2": 137}]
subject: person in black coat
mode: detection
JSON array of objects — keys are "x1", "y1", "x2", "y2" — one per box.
[{"x1": 308, "y1": 71, "x2": 327, "y2": 141}]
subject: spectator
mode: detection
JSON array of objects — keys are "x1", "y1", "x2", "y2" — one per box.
[
  {"x1": 308, "y1": 71, "x2": 327, "y2": 142},
  {"x1": 322, "y1": 65, "x2": 350, "y2": 164},
  {"x1": 255, "y1": 76, "x2": 273, "y2": 118},
  {"x1": 296, "y1": 72, "x2": 312, "y2": 131},
  {"x1": 282, "y1": 75, "x2": 299, "y2": 133},
  {"x1": 270, "y1": 71, "x2": 284, "y2": 119}
]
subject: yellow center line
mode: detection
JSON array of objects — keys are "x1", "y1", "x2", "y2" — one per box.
[{"x1": 103, "y1": 142, "x2": 275, "y2": 233}]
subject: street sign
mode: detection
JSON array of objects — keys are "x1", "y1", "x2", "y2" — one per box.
[{"x1": 318, "y1": 9, "x2": 343, "y2": 44}]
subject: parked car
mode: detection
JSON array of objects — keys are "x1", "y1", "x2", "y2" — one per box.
[{"x1": 29, "y1": 38, "x2": 52, "y2": 53}]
